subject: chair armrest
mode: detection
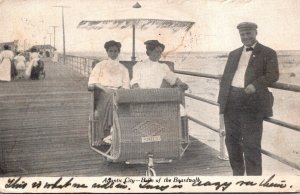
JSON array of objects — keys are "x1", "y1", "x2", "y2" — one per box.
[
  {"x1": 88, "y1": 84, "x2": 108, "y2": 93},
  {"x1": 88, "y1": 84, "x2": 95, "y2": 91}
]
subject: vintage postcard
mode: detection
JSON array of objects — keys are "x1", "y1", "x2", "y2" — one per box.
[{"x1": 0, "y1": 0, "x2": 299, "y2": 193}]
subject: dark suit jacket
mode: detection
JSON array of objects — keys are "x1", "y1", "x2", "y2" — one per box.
[{"x1": 218, "y1": 42, "x2": 279, "y2": 117}]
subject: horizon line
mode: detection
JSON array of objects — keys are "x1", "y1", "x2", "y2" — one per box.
[{"x1": 65, "y1": 49, "x2": 300, "y2": 53}]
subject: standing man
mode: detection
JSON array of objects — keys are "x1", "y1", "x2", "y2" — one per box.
[{"x1": 218, "y1": 22, "x2": 279, "y2": 176}]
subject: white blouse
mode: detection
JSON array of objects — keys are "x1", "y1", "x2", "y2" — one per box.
[
  {"x1": 0, "y1": 50, "x2": 14, "y2": 61},
  {"x1": 30, "y1": 52, "x2": 40, "y2": 60},
  {"x1": 88, "y1": 58, "x2": 130, "y2": 89},
  {"x1": 131, "y1": 59, "x2": 177, "y2": 88}
]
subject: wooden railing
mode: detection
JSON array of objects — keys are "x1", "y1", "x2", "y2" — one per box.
[
  {"x1": 175, "y1": 70, "x2": 300, "y2": 170},
  {"x1": 60, "y1": 54, "x2": 300, "y2": 171}
]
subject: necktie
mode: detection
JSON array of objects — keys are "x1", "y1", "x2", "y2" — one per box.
[{"x1": 246, "y1": 47, "x2": 254, "y2": 52}]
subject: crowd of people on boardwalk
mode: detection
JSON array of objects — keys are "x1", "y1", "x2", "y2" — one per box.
[{"x1": 0, "y1": 45, "x2": 46, "y2": 82}]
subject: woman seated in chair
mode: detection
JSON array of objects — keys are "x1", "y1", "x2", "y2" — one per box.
[
  {"x1": 131, "y1": 40, "x2": 188, "y2": 90},
  {"x1": 131, "y1": 39, "x2": 189, "y2": 121},
  {"x1": 88, "y1": 40, "x2": 130, "y2": 146}
]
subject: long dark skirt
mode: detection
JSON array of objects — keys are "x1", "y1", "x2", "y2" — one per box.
[
  {"x1": 94, "y1": 87, "x2": 115, "y2": 142},
  {"x1": 11, "y1": 61, "x2": 17, "y2": 79},
  {"x1": 30, "y1": 61, "x2": 44, "y2": 80}
]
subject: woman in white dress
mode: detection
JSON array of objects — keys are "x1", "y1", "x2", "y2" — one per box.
[
  {"x1": 0, "y1": 45, "x2": 14, "y2": 82},
  {"x1": 14, "y1": 51, "x2": 26, "y2": 79},
  {"x1": 52, "y1": 49, "x2": 59, "y2": 64},
  {"x1": 88, "y1": 40, "x2": 130, "y2": 146}
]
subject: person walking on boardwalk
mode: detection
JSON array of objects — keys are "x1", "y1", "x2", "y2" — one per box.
[
  {"x1": 0, "y1": 45, "x2": 15, "y2": 82},
  {"x1": 52, "y1": 48, "x2": 59, "y2": 64},
  {"x1": 218, "y1": 22, "x2": 279, "y2": 176},
  {"x1": 25, "y1": 47, "x2": 43, "y2": 80},
  {"x1": 14, "y1": 51, "x2": 27, "y2": 79}
]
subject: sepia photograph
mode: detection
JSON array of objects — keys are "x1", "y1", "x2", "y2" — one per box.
[{"x1": 0, "y1": 0, "x2": 299, "y2": 192}]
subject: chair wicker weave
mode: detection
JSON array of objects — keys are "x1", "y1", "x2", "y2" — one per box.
[
  {"x1": 88, "y1": 88, "x2": 189, "y2": 163},
  {"x1": 112, "y1": 88, "x2": 183, "y2": 161}
]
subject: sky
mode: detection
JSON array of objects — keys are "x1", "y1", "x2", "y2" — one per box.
[{"x1": 0, "y1": 0, "x2": 300, "y2": 53}]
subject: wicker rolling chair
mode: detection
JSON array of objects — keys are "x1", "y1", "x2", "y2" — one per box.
[{"x1": 88, "y1": 60, "x2": 189, "y2": 176}]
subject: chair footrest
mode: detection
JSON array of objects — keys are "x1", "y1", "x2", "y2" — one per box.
[{"x1": 125, "y1": 158, "x2": 173, "y2": 164}]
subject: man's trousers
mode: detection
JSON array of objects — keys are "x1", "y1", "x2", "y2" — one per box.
[{"x1": 224, "y1": 86, "x2": 264, "y2": 176}]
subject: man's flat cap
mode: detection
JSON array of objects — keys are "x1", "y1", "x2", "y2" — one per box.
[
  {"x1": 144, "y1": 40, "x2": 165, "y2": 50},
  {"x1": 237, "y1": 22, "x2": 258, "y2": 30}
]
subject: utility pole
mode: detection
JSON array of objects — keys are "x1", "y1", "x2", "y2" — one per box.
[
  {"x1": 49, "y1": 25, "x2": 58, "y2": 50},
  {"x1": 43, "y1": 36, "x2": 46, "y2": 53},
  {"x1": 53, "y1": 6, "x2": 70, "y2": 65},
  {"x1": 48, "y1": 33, "x2": 52, "y2": 53},
  {"x1": 48, "y1": 33, "x2": 52, "y2": 45}
]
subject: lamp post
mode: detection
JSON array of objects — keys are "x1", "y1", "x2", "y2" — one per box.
[
  {"x1": 43, "y1": 36, "x2": 46, "y2": 54},
  {"x1": 48, "y1": 33, "x2": 52, "y2": 52},
  {"x1": 131, "y1": 2, "x2": 142, "y2": 62},
  {"x1": 48, "y1": 33, "x2": 53, "y2": 55}
]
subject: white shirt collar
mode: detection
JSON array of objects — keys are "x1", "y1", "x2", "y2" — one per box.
[{"x1": 244, "y1": 42, "x2": 257, "y2": 51}]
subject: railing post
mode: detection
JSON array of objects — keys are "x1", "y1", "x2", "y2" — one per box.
[
  {"x1": 88, "y1": 59, "x2": 92, "y2": 75},
  {"x1": 218, "y1": 79, "x2": 228, "y2": 160},
  {"x1": 79, "y1": 57, "x2": 82, "y2": 74},
  {"x1": 218, "y1": 113, "x2": 228, "y2": 160},
  {"x1": 85, "y1": 58, "x2": 88, "y2": 76},
  {"x1": 76, "y1": 56, "x2": 78, "y2": 71}
]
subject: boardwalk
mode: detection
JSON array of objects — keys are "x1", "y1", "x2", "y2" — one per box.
[{"x1": 0, "y1": 58, "x2": 231, "y2": 176}]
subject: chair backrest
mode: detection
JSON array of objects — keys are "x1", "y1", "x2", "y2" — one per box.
[{"x1": 115, "y1": 88, "x2": 182, "y2": 104}]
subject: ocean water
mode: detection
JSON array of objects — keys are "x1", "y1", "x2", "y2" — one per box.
[{"x1": 69, "y1": 50, "x2": 300, "y2": 174}]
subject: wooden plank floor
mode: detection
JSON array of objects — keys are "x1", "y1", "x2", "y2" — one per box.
[{"x1": 0, "y1": 58, "x2": 231, "y2": 176}]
